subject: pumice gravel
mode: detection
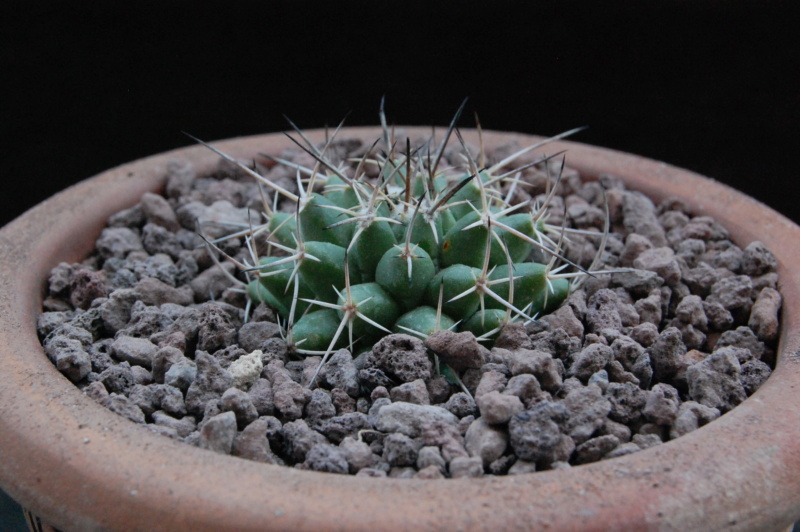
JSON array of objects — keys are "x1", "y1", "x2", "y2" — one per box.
[{"x1": 38, "y1": 120, "x2": 780, "y2": 479}]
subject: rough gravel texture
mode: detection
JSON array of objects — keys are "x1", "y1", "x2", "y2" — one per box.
[{"x1": 38, "y1": 137, "x2": 781, "y2": 479}]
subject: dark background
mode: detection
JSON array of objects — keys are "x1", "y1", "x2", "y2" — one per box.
[
  {"x1": 2, "y1": 1, "x2": 799, "y2": 230},
  {"x1": 1, "y1": 1, "x2": 798, "y2": 528}
]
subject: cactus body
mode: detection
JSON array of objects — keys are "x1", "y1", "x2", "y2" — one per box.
[
  {"x1": 375, "y1": 244, "x2": 436, "y2": 311},
  {"x1": 291, "y1": 309, "x2": 344, "y2": 351},
  {"x1": 205, "y1": 108, "x2": 610, "y2": 363},
  {"x1": 393, "y1": 306, "x2": 457, "y2": 339},
  {"x1": 337, "y1": 282, "x2": 400, "y2": 342},
  {"x1": 353, "y1": 220, "x2": 397, "y2": 282}
]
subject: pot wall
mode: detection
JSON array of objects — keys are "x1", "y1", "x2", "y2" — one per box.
[{"x1": 1, "y1": 128, "x2": 799, "y2": 531}]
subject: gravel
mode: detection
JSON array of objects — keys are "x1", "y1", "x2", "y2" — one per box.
[{"x1": 38, "y1": 136, "x2": 781, "y2": 478}]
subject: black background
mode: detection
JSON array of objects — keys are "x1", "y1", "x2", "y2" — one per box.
[
  {"x1": 1, "y1": 0, "x2": 799, "y2": 527},
  {"x1": 2, "y1": 1, "x2": 799, "y2": 229}
]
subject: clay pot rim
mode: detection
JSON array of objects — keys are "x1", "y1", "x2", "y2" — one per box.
[{"x1": 1, "y1": 127, "x2": 799, "y2": 531}]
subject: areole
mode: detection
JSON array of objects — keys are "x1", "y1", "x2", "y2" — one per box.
[{"x1": 1, "y1": 127, "x2": 799, "y2": 531}]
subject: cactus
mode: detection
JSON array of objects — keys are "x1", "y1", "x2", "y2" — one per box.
[{"x1": 192, "y1": 100, "x2": 622, "y2": 384}]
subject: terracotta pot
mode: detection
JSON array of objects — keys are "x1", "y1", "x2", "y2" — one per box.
[{"x1": 1, "y1": 127, "x2": 799, "y2": 532}]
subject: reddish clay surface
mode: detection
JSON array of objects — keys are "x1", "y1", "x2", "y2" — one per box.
[{"x1": 1, "y1": 128, "x2": 799, "y2": 531}]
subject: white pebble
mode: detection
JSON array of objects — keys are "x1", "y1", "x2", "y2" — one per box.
[{"x1": 229, "y1": 350, "x2": 264, "y2": 390}]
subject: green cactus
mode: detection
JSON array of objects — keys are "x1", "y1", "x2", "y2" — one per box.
[{"x1": 192, "y1": 101, "x2": 622, "y2": 385}]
